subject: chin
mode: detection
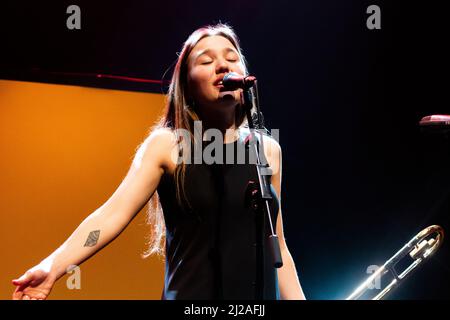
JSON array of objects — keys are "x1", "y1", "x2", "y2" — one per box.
[{"x1": 217, "y1": 94, "x2": 239, "y2": 106}]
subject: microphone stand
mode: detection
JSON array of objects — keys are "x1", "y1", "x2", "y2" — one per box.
[{"x1": 241, "y1": 79, "x2": 283, "y2": 298}]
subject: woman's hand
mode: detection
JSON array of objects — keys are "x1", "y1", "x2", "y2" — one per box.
[{"x1": 12, "y1": 264, "x2": 57, "y2": 300}]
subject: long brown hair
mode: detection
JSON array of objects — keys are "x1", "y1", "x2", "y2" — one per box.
[{"x1": 142, "y1": 23, "x2": 253, "y2": 258}]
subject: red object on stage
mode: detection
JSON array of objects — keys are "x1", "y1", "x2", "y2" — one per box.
[{"x1": 419, "y1": 115, "x2": 450, "y2": 126}]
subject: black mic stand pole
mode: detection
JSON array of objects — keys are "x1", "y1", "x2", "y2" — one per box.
[{"x1": 241, "y1": 80, "x2": 283, "y2": 282}]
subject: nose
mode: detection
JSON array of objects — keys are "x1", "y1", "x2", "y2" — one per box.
[{"x1": 216, "y1": 58, "x2": 231, "y2": 74}]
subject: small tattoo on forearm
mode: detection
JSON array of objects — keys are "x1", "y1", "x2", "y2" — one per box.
[{"x1": 84, "y1": 230, "x2": 100, "y2": 247}]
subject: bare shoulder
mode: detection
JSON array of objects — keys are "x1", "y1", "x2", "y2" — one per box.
[
  {"x1": 133, "y1": 127, "x2": 177, "y2": 172},
  {"x1": 261, "y1": 134, "x2": 281, "y2": 155},
  {"x1": 138, "y1": 127, "x2": 176, "y2": 155}
]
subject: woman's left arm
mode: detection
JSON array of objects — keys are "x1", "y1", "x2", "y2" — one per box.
[{"x1": 265, "y1": 137, "x2": 306, "y2": 300}]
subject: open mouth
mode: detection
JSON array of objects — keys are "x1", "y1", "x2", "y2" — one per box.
[
  {"x1": 213, "y1": 78, "x2": 224, "y2": 87},
  {"x1": 213, "y1": 78, "x2": 234, "y2": 93},
  {"x1": 214, "y1": 81, "x2": 228, "y2": 91}
]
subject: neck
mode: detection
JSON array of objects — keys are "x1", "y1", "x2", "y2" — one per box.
[{"x1": 197, "y1": 105, "x2": 240, "y2": 143}]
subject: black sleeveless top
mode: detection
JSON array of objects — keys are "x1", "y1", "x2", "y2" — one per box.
[{"x1": 157, "y1": 131, "x2": 281, "y2": 300}]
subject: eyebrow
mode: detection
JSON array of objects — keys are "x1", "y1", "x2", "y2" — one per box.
[{"x1": 194, "y1": 47, "x2": 238, "y2": 61}]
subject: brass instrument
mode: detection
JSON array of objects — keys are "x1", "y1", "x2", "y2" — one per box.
[{"x1": 346, "y1": 225, "x2": 444, "y2": 300}]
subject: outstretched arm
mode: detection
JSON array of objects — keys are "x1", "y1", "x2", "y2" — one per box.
[{"x1": 12, "y1": 128, "x2": 174, "y2": 299}]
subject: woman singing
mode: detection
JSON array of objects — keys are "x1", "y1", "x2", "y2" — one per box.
[{"x1": 12, "y1": 23, "x2": 306, "y2": 300}]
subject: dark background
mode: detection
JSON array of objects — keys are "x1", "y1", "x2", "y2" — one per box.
[{"x1": 1, "y1": 0, "x2": 449, "y2": 299}]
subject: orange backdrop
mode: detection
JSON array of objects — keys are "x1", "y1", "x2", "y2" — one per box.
[{"x1": 0, "y1": 79, "x2": 165, "y2": 299}]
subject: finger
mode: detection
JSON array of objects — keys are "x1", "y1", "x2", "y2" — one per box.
[
  {"x1": 15, "y1": 283, "x2": 32, "y2": 295},
  {"x1": 12, "y1": 291, "x2": 23, "y2": 300},
  {"x1": 22, "y1": 295, "x2": 30, "y2": 300},
  {"x1": 12, "y1": 286, "x2": 24, "y2": 300},
  {"x1": 14, "y1": 277, "x2": 37, "y2": 294},
  {"x1": 12, "y1": 272, "x2": 33, "y2": 286},
  {"x1": 29, "y1": 292, "x2": 47, "y2": 300},
  {"x1": 22, "y1": 288, "x2": 48, "y2": 300}
]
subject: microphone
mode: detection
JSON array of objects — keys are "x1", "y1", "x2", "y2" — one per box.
[{"x1": 222, "y1": 72, "x2": 257, "y2": 90}]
